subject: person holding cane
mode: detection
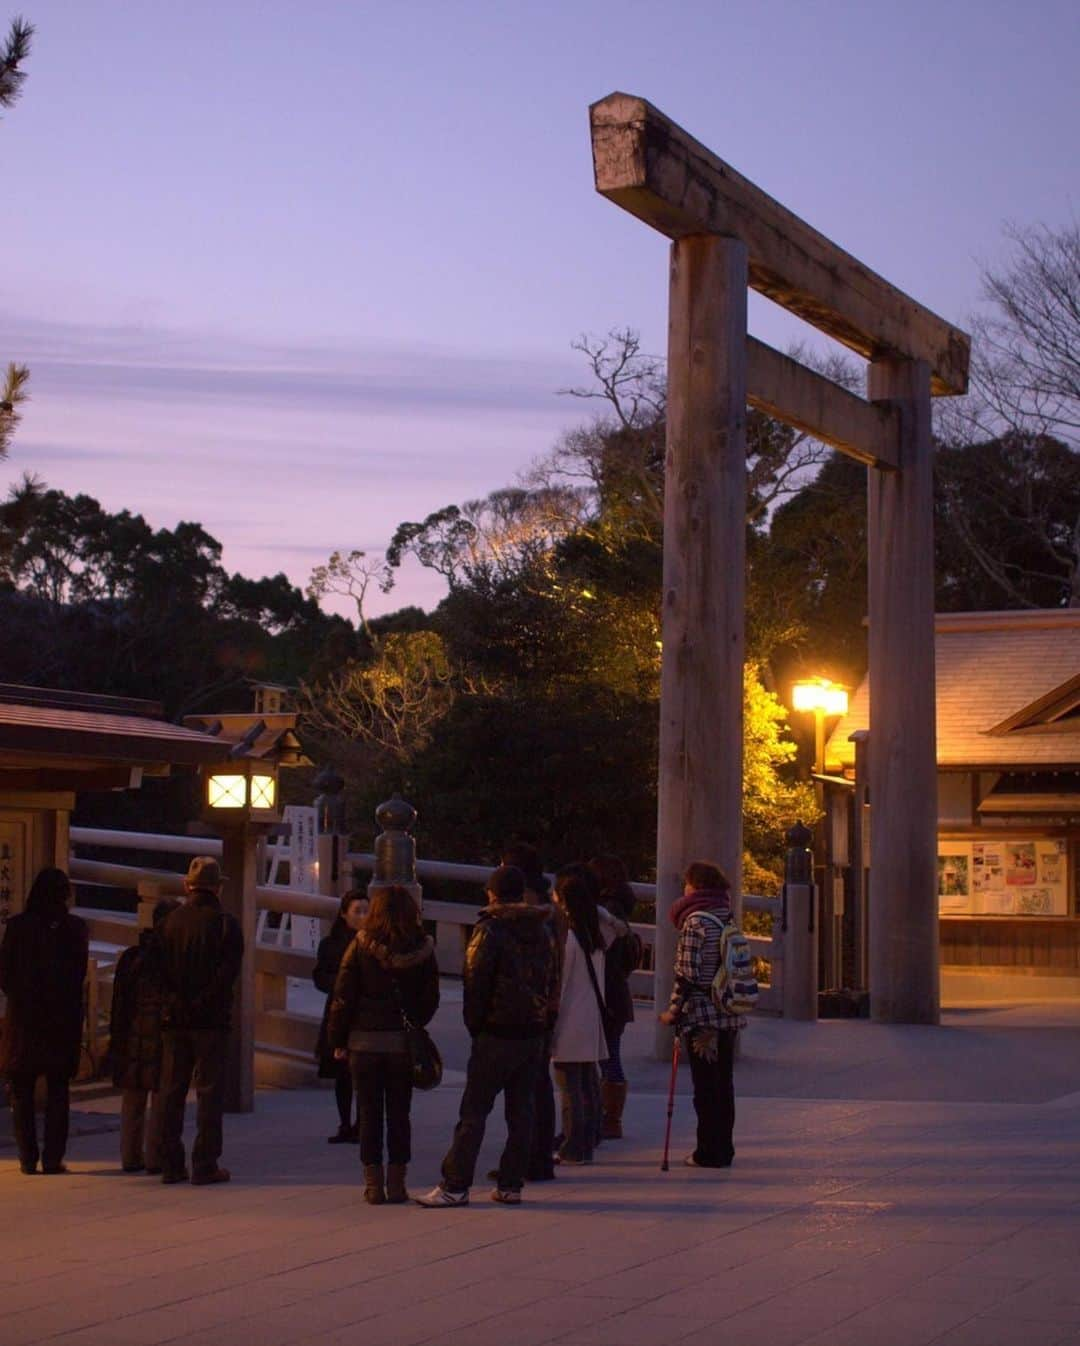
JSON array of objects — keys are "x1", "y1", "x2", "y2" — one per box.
[{"x1": 658, "y1": 862, "x2": 745, "y2": 1169}]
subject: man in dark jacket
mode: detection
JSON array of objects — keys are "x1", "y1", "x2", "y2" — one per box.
[
  {"x1": 417, "y1": 865, "x2": 558, "y2": 1208},
  {"x1": 155, "y1": 856, "x2": 243, "y2": 1186}
]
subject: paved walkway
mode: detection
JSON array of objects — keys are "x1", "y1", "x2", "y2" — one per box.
[{"x1": 3, "y1": 997, "x2": 1079, "y2": 1346}]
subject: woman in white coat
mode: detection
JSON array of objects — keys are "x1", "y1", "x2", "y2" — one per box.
[{"x1": 550, "y1": 864, "x2": 625, "y2": 1164}]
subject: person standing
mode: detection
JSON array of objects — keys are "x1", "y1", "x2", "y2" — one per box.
[
  {"x1": 549, "y1": 864, "x2": 620, "y2": 1166},
  {"x1": 156, "y1": 856, "x2": 243, "y2": 1186},
  {"x1": 0, "y1": 868, "x2": 88, "y2": 1175},
  {"x1": 500, "y1": 842, "x2": 559, "y2": 1182},
  {"x1": 313, "y1": 890, "x2": 368, "y2": 1144},
  {"x1": 588, "y1": 854, "x2": 640, "y2": 1141},
  {"x1": 106, "y1": 897, "x2": 179, "y2": 1173},
  {"x1": 327, "y1": 884, "x2": 438, "y2": 1204},
  {"x1": 417, "y1": 864, "x2": 557, "y2": 1207},
  {"x1": 658, "y1": 861, "x2": 744, "y2": 1168}
]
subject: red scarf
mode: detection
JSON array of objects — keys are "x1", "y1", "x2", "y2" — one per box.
[{"x1": 670, "y1": 888, "x2": 731, "y2": 930}]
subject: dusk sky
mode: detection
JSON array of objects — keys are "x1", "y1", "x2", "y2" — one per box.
[{"x1": 4, "y1": 0, "x2": 1078, "y2": 617}]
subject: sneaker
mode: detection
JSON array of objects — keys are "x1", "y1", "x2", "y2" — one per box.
[
  {"x1": 415, "y1": 1185, "x2": 469, "y2": 1208},
  {"x1": 191, "y1": 1167, "x2": 231, "y2": 1186},
  {"x1": 491, "y1": 1188, "x2": 522, "y2": 1205}
]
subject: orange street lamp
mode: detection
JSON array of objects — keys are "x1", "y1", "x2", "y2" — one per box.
[{"x1": 792, "y1": 678, "x2": 849, "y2": 776}]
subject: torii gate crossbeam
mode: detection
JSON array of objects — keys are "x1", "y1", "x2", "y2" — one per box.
[{"x1": 588, "y1": 93, "x2": 970, "y2": 1039}]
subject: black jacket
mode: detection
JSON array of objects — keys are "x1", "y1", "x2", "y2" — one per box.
[
  {"x1": 107, "y1": 931, "x2": 166, "y2": 1091},
  {"x1": 313, "y1": 917, "x2": 353, "y2": 1076},
  {"x1": 463, "y1": 902, "x2": 558, "y2": 1040},
  {"x1": 154, "y1": 890, "x2": 244, "y2": 1032},
  {"x1": 600, "y1": 886, "x2": 640, "y2": 1030},
  {"x1": 327, "y1": 931, "x2": 438, "y2": 1050},
  {"x1": 0, "y1": 907, "x2": 88, "y2": 1078}
]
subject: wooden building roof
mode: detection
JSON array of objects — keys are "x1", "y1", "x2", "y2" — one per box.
[
  {"x1": 0, "y1": 685, "x2": 233, "y2": 793},
  {"x1": 826, "y1": 610, "x2": 1080, "y2": 772}
]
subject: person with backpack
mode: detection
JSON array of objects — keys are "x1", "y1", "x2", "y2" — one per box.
[
  {"x1": 501, "y1": 842, "x2": 560, "y2": 1182},
  {"x1": 0, "y1": 868, "x2": 88, "y2": 1175},
  {"x1": 155, "y1": 856, "x2": 244, "y2": 1186},
  {"x1": 658, "y1": 861, "x2": 750, "y2": 1168},
  {"x1": 327, "y1": 884, "x2": 438, "y2": 1205},
  {"x1": 416, "y1": 864, "x2": 557, "y2": 1207},
  {"x1": 313, "y1": 890, "x2": 369, "y2": 1144},
  {"x1": 587, "y1": 854, "x2": 641, "y2": 1141},
  {"x1": 106, "y1": 897, "x2": 180, "y2": 1173}
]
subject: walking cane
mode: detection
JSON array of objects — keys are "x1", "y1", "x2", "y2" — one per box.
[{"x1": 660, "y1": 1033, "x2": 681, "y2": 1172}]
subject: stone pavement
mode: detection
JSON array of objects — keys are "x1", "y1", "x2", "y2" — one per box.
[{"x1": 2, "y1": 997, "x2": 1079, "y2": 1346}]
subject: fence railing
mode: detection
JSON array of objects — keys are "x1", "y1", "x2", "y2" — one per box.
[{"x1": 70, "y1": 826, "x2": 784, "y2": 1080}]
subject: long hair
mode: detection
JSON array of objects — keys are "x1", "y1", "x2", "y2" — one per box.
[
  {"x1": 362, "y1": 884, "x2": 423, "y2": 953},
  {"x1": 554, "y1": 863, "x2": 601, "y2": 953},
  {"x1": 25, "y1": 867, "x2": 72, "y2": 922},
  {"x1": 587, "y1": 853, "x2": 635, "y2": 919}
]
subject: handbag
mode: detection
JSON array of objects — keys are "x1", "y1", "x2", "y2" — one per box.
[{"x1": 390, "y1": 978, "x2": 442, "y2": 1091}]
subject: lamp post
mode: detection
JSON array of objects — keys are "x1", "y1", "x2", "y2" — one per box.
[
  {"x1": 202, "y1": 758, "x2": 282, "y2": 1113},
  {"x1": 791, "y1": 678, "x2": 849, "y2": 992}
]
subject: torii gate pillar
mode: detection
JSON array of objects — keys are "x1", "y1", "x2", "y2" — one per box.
[
  {"x1": 867, "y1": 358, "x2": 939, "y2": 1023},
  {"x1": 654, "y1": 236, "x2": 748, "y2": 1042}
]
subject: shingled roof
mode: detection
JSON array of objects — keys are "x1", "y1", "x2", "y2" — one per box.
[{"x1": 826, "y1": 610, "x2": 1080, "y2": 771}]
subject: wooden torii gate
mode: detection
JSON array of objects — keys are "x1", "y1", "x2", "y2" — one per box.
[{"x1": 588, "y1": 93, "x2": 970, "y2": 1032}]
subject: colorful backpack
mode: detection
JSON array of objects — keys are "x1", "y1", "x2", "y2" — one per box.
[{"x1": 700, "y1": 912, "x2": 758, "y2": 1015}]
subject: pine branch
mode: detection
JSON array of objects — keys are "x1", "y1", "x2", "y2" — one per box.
[{"x1": 0, "y1": 15, "x2": 34, "y2": 111}]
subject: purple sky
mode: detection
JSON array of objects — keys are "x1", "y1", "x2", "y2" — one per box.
[{"x1": 4, "y1": 0, "x2": 1078, "y2": 618}]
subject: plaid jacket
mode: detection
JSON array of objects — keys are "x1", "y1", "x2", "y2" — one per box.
[{"x1": 667, "y1": 910, "x2": 746, "y2": 1033}]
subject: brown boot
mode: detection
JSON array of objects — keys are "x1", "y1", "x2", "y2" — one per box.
[
  {"x1": 363, "y1": 1164, "x2": 386, "y2": 1205},
  {"x1": 385, "y1": 1163, "x2": 408, "y2": 1204},
  {"x1": 601, "y1": 1081, "x2": 628, "y2": 1139}
]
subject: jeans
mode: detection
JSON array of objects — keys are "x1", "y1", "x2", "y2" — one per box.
[
  {"x1": 120, "y1": 1088, "x2": 165, "y2": 1170},
  {"x1": 686, "y1": 1028, "x2": 737, "y2": 1166},
  {"x1": 350, "y1": 1051, "x2": 413, "y2": 1165},
  {"x1": 160, "y1": 1028, "x2": 227, "y2": 1179},
  {"x1": 8, "y1": 1072, "x2": 69, "y2": 1170},
  {"x1": 553, "y1": 1061, "x2": 600, "y2": 1162},
  {"x1": 441, "y1": 1034, "x2": 544, "y2": 1193},
  {"x1": 599, "y1": 1023, "x2": 626, "y2": 1084}
]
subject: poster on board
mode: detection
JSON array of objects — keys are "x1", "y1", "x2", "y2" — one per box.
[
  {"x1": 938, "y1": 851, "x2": 972, "y2": 913},
  {"x1": 942, "y1": 838, "x2": 1068, "y2": 916}
]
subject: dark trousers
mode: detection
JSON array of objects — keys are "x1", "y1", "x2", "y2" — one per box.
[
  {"x1": 160, "y1": 1028, "x2": 227, "y2": 1179},
  {"x1": 333, "y1": 1067, "x2": 354, "y2": 1131},
  {"x1": 526, "y1": 1041, "x2": 556, "y2": 1180},
  {"x1": 8, "y1": 1072, "x2": 69, "y2": 1170},
  {"x1": 350, "y1": 1051, "x2": 413, "y2": 1166},
  {"x1": 442, "y1": 1034, "x2": 543, "y2": 1193},
  {"x1": 553, "y1": 1062, "x2": 600, "y2": 1162},
  {"x1": 120, "y1": 1088, "x2": 164, "y2": 1171},
  {"x1": 686, "y1": 1028, "x2": 737, "y2": 1166}
]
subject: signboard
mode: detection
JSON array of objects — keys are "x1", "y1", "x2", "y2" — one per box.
[{"x1": 938, "y1": 838, "x2": 1069, "y2": 916}]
